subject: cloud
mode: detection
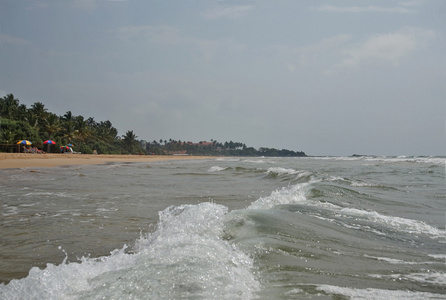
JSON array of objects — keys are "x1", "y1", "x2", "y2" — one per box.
[
  {"x1": 116, "y1": 25, "x2": 246, "y2": 62},
  {"x1": 72, "y1": 0, "x2": 98, "y2": 12},
  {"x1": 200, "y1": 5, "x2": 252, "y2": 19},
  {"x1": 196, "y1": 38, "x2": 246, "y2": 62},
  {"x1": 25, "y1": 2, "x2": 49, "y2": 10},
  {"x1": 297, "y1": 34, "x2": 352, "y2": 66},
  {"x1": 342, "y1": 33, "x2": 417, "y2": 67},
  {"x1": 398, "y1": 0, "x2": 427, "y2": 7},
  {"x1": 266, "y1": 27, "x2": 435, "y2": 76},
  {"x1": 265, "y1": 34, "x2": 352, "y2": 72},
  {"x1": 329, "y1": 27, "x2": 436, "y2": 73},
  {"x1": 312, "y1": 4, "x2": 415, "y2": 14},
  {"x1": 117, "y1": 25, "x2": 182, "y2": 44},
  {"x1": 0, "y1": 33, "x2": 32, "y2": 46}
]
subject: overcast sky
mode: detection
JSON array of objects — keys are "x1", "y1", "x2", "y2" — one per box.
[{"x1": 1, "y1": 0, "x2": 445, "y2": 156}]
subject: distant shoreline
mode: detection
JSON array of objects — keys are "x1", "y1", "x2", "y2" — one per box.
[{"x1": 0, "y1": 153, "x2": 215, "y2": 169}]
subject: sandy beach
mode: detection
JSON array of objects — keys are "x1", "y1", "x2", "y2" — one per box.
[{"x1": 0, "y1": 153, "x2": 215, "y2": 169}]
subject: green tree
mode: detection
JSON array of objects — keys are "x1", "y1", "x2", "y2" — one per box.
[
  {"x1": 24, "y1": 110, "x2": 39, "y2": 129},
  {"x1": 0, "y1": 119, "x2": 41, "y2": 151},
  {"x1": 30, "y1": 102, "x2": 48, "y2": 125},
  {"x1": 43, "y1": 113, "x2": 62, "y2": 139},
  {"x1": 95, "y1": 120, "x2": 118, "y2": 143},
  {"x1": 122, "y1": 130, "x2": 139, "y2": 154},
  {"x1": 0, "y1": 94, "x2": 20, "y2": 120},
  {"x1": 73, "y1": 115, "x2": 92, "y2": 147}
]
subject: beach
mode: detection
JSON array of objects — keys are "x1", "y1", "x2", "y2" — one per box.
[{"x1": 0, "y1": 153, "x2": 214, "y2": 169}]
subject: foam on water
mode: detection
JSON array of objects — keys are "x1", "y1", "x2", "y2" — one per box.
[
  {"x1": 0, "y1": 202, "x2": 260, "y2": 299},
  {"x1": 242, "y1": 158, "x2": 275, "y2": 164},
  {"x1": 265, "y1": 167, "x2": 310, "y2": 178},
  {"x1": 307, "y1": 155, "x2": 446, "y2": 166},
  {"x1": 340, "y1": 207, "x2": 446, "y2": 239},
  {"x1": 363, "y1": 255, "x2": 436, "y2": 265},
  {"x1": 266, "y1": 167, "x2": 296, "y2": 175},
  {"x1": 429, "y1": 254, "x2": 446, "y2": 260},
  {"x1": 369, "y1": 271, "x2": 446, "y2": 286},
  {"x1": 316, "y1": 284, "x2": 445, "y2": 299},
  {"x1": 2, "y1": 205, "x2": 19, "y2": 217},
  {"x1": 365, "y1": 156, "x2": 446, "y2": 166},
  {"x1": 245, "y1": 180, "x2": 445, "y2": 240},
  {"x1": 208, "y1": 166, "x2": 227, "y2": 172},
  {"x1": 246, "y1": 181, "x2": 316, "y2": 210}
]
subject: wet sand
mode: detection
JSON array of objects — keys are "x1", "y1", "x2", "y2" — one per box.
[{"x1": 0, "y1": 153, "x2": 215, "y2": 169}]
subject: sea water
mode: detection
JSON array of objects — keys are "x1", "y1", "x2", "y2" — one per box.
[{"x1": 0, "y1": 156, "x2": 445, "y2": 299}]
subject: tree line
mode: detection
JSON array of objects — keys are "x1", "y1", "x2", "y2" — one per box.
[
  {"x1": 0, "y1": 94, "x2": 139, "y2": 154},
  {"x1": 144, "y1": 139, "x2": 306, "y2": 157},
  {"x1": 0, "y1": 93, "x2": 306, "y2": 157}
]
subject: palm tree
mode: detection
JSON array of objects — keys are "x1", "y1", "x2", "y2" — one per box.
[
  {"x1": 43, "y1": 113, "x2": 62, "y2": 139},
  {"x1": 95, "y1": 120, "x2": 118, "y2": 143},
  {"x1": 61, "y1": 111, "x2": 74, "y2": 124},
  {"x1": 62, "y1": 121, "x2": 76, "y2": 143},
  {"x1": 73, "y1": 116, "x2": 92, "y2": 147},
  {"x1": 24, "y1": 110, "x2": 39, "y2": 129},
  {"x1": 122, "y1": 130, "x2": 139, "y2": 154},
  {"x1": 30, "y1": 102, "x2": 48, "y2": 124},
  {"x1": 0, "y1": 94, "x2": 20, "y2": 120}
]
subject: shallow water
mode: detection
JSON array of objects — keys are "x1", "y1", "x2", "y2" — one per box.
[{"x1": 1, "y1": 156, "x2": 445, "y2": 299}]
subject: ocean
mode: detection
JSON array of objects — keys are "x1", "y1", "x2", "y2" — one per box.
[{"x1": 0, "y1": 156, "x2": 445, "y2": 299}]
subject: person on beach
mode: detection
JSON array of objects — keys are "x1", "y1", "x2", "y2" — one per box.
[{"x1": 32, "y1": 147, "x2": 44, "y2": 154}]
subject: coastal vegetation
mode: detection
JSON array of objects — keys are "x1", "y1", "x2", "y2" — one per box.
[{"x1": 0, "y1": 93, "x2": 305, "y2": 156}]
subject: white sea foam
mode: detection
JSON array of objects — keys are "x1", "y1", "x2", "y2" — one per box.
[
  {"x1": 18, "y1": 202, "x2": 38, "y2": 207},
  {"x1": 364, "y1": 156, "x2": 446, "y2": 166},
  {"x1": 363, "y1": 255, "x2": 435, "y2": 265},
  {"x1": 246, "y1": 181, "x2": 445, "y2": 240},
  {"x1": 23, "y1": 191, "x2": 70, "y2": 198},
  {"x1": 351, "y1": 180, "x2": 382, "y2": 187},
  {"x1": 370, "y1": 271, "x2": 446, "y2": 287},
  {"x1": 216, "y1": 157, "x2": 240, "y2": 162},
  {"x1": 340, "y1": 208, "x2": 446, "y2": 239},
  {"x1": 307, "y1": 155, "x2": 446, "y2": 166},
  {"x1": 329, "y1": 176, "x2": 346, "y2": 182},
  {"x1": 429, "y1": 254, "x2": 446, "y2": 260},
  {"x1": 265, "y1": 167, "x2": 312, "y2": 180},
  {"x1": 247, "y1": 181, "x2": 316, "y2": 210},
  {"x1": 0, "y1": 202, "x2": 259, "y2": 300},
  {"x1": 317, "y1": 284, "x2": 445, "y2": 299},
  {"x1": 242, "y1": 159, "x2": 269, "y2": 164},
  {"x1": 2, "y1": 205, "x2": 19, "y2": 216},
  {"x1": 266, "y1": 167, "x2": 299, "y2": 175},
  {"x1": 208, "y1": 166, "x2": 227, "y2": 172},
  {"x1": 96, "y1": 207, "x2": 118, "y2": 213}
]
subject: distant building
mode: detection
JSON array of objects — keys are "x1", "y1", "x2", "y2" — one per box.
[{"x1": 181, "y1": 141, "x2": 214, "y2": 147}]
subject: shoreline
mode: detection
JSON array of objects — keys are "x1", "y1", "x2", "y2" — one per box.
[{"x1": 0, "y1": 153, "x2": 216, "y2": 169}]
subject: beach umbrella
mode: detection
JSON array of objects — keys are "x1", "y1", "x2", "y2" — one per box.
[
  {"x1": 17, "y1": 140, "x2": 32, "y2": 153},
  {"x1": 67, "y1": 143, "x2": 74, "y2": 147},
  {"x1": 44, "y1": 140, "x2": 56, "y2": 153}
]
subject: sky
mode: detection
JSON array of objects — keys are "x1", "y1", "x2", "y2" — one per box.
[{"x1": 1, "y1": 0, "x2": 445, "y2": 156}]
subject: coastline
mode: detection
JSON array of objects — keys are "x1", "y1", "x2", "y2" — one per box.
[{"x1": 0, "y1": 153, "x2": 215, "y2": 169}]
